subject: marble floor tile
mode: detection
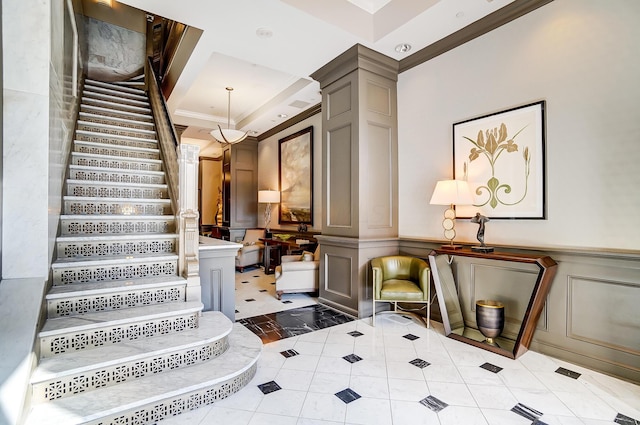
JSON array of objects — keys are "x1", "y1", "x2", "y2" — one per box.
[
  {"x1": 345, "y1": 397, "x2": 392, "y2": 425},
  {"x1": 299, "y1": 392, "x2": 347, "y2": 422},
  {"x1": 390, "y1": 399, "x2": 441, "y2": 425},
  {"x1": 157, "y1": 268, "x2": 640, "y2": 425},
  {"x1": 387, "y1": 377, "x2": 429, "y2": 401}
]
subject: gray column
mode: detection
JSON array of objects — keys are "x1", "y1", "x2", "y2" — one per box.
[{"x1": 311, "y1": 44, "x2": 400, "y2": 318}]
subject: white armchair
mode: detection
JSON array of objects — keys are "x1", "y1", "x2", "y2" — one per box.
[
  {"x1": 235, "y1": 229, "x2": 264, "y2": 272},
  {"x1": 274, "y1": 247, "x2": 319, "y2": 299}
]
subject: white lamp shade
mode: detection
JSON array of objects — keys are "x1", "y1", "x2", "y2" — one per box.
[
  {"x1": 258, "y1": 190, "x2": 280, "y2": 203},
  {"x1": 210, "y1": 128, "x2": 248, "y2": 144},
  {"x1": 429, "y1": 180, "x2": 473, "y2": 206}
]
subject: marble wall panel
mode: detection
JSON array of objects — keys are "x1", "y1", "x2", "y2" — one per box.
[{"x1": 85, "y1": 17, "x2": 145, "y2": 81}]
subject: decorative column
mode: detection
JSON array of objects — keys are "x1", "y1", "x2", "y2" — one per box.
[
  {"x1": 311, "y1": 44, "x2": 400, "y2": 318},
  {"x1": 178, "y1": 143, "x2": 201, "y2": 303}
]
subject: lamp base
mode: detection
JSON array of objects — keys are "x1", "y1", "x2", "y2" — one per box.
[{"x1": 441, "y1": 244, "x2": 464, "y2": 250}]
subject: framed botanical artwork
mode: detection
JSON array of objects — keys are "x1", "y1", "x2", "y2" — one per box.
[
  {"x1": 279, "y1": 126, "x2": 313, "y2": 224},
  {"x1": 453, "y1": 101, "x2": 546, "y2": 219}
]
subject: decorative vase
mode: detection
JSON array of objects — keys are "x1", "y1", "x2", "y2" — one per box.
[{"x1": 475, "y1": 300, "x2": 505, "y2": 346}]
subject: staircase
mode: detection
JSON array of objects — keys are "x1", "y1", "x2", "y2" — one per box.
[{"x1": 24, "y1": 79, "x2": 261, "y2": 425}]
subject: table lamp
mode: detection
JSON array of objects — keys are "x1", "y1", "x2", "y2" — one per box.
[
  {"x1": 258, "y1": 190, "x2": 280, "y2": 234},
  {"x1": 429, "y1": 179, "x2": 473, "y2": 249}
]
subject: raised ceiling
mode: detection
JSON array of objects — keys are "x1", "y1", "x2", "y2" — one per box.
[{"x1": 115, "y1": 0, "x2": 516, "y2": 155}]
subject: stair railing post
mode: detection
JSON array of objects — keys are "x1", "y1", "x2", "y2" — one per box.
[{"x1": 177, "y1": 143, "x2": 201, "y2": 304}]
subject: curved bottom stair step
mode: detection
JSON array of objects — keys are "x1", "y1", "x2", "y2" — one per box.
[
  {"x1": 31, "y1": 312, "x2": 235, "y2": 402},
  {"x1": 25, "y1": 321, "x2": 262, "y2": 425}
]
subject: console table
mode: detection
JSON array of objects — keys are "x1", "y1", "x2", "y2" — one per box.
[{"x1": 430, "y1": 248, "x2": 558, "y2": 359}]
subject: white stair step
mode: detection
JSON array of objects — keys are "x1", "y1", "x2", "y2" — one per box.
[
  {"x1": 69, "y1": 165, "x2": 165, "y2": 185},
  {"x1": 60, "y1": 215, "x2": 176, "y2": 236},
  {"x1": 78, "y1": 111, "x2": 155, "y2": 130},
  {"x1": 80, "y1": 104, "x2": 153, "y2": 122},
  {"x1": 74, "y1": 140, "x2": 159, "y2": 160},
  {"x1": 83, "y1": 90, "x2": 150, "y2": 108},
  {"x1": 56, "y1": 233, "x2": 177, "y2": 260},
  {"x1": 82, "y1": 96, "x2": 152, "y2": 114},
  {"x1": 47, "y1": 275, "x2": 186, "y2": 298},
  {"x1": 85, "y1": 79, "x2": 146, "y2": 95},
  {"x1": 51, "y1": 253, "x2": 178, "y2": 286},
  {"x1": 31, "y1": 312, "x2": 232, "y2": 402},
  {"x1": 46, "y1": 278, "x2": 186, "y2": 319},
  {"x1": 71, "y1": 151, "x2": 163, "y2": 172},
  {"x1": 83, "y1": 83, "x2": 149, "y2": 102},
  {"x1": 26, "y1": 323, "x2": 261, "y2": 425},
  {"x1": 77, "y1": 120, "x2": 156, "y2": 137},
  {"x1": 65, "y1": 179, "x2": 168, "y2": 200},
  {"x1": 75, "y1": 130, "x2": 157, "y2": 149},
  {"x1": 38, "y1": 301, "x2": 203, "y2": 358},
  {"x1": 63, "y1": 196, "x2": 172, "y2": 216},
  {"x1": 77, "y1": 120, "x2": 157, "y2": 139}
]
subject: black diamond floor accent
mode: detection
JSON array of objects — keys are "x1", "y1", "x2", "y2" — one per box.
[
  {"x1": 252, "y1": 275, "x2": 260, "y2": 278},
  {"x1": 280, "y1": 349, "x2": 299, "y2": 358},
  {"x1": 257, "y1": 381, "x2": 282, "y2": 395},
  {"x1": 614, "y1": 413, "x2": 640, "y2": 425},
  {"x1": 343, "y1": 354, "x2": 363, "y2": 363},
  {"x1": 335, "y1": 388, "x2": 361, "y2": 404},
  {"x1": 555, "y1": 367, "x2": 581, "y2": 379},
  {"x1": 419, "y1": 395, "x2": 448, "y2": 412},
  {"x1": 511, "y1": 403, "x2": 543, "y2": 421},
  {"x1": 241, "y1": 280, "x2": 250, "y2": 283},
  {"x1": 238, "y1": 304, "x2": 355, "y2": 344},
  {"x1": 282, "y1": 300, "x2": 293, "y2": 304},
  {"x1": 245, "y1": 298, "x2": 256, "y2": 302},
  {"x1": 480, "y1": 362, "x2": 503, "y2": 373},
  {"x1": 409, "y1": 358, "x2": 431, "y2": 369},
  {"x1": 348, "y1": 330, "x2": 364, "y2": 337},
  {"x1": 270, "y1": 282, "x2": 276, "y2": 285},
  {"x1": 259, "y1": 289, "x2": 268, "y2": 292},
  {"x1": 403, "y1": 333, "x2": 419, "y2": 341}
]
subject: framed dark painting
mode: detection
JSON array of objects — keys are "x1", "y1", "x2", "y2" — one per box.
[
  {"x1": 279, "y1": 126, "x2": 313, "y2": 224},
  {"x1": 453, "y1": 101, "x2": 546, "y2": 219}
]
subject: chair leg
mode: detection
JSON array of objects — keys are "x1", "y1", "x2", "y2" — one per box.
[{"x1": 372, "y1": 300, "x2": 376, "y2": 327}]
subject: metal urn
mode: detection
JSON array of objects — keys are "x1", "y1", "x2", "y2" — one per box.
[{"x1": 475, "y1": 300, "x2": 505, "y2": 346}]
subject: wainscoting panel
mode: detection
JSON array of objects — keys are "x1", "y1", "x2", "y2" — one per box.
[
  {"x1": 568, "y1": 276, "x2": 639, "y2": 355},
  {"x1": 366, "y1": 123, "x2": 393, "y2": 229},
  {"x1": 327, "y1": 82, "x2": 352, "y2": 119},
  {"x1": 327, "y1": 124, "x2": 353, "y2": 228}
]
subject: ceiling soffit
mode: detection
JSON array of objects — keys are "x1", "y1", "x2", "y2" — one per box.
[{"x1": 282, "y1": 0, "x2": 439, "y2": 42}]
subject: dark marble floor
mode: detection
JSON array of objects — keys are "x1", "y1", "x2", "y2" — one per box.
[{"x1": 237, "y1": 303, "x2": 355, "y2": 343}]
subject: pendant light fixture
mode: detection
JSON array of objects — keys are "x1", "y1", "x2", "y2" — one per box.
[{"x1": 210, "y1": 87, "x2": 248, "y2": 145}]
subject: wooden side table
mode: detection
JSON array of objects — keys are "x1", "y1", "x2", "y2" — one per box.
[{"x1": 260, "y1": 240, "x2": 283, "y2": 275}]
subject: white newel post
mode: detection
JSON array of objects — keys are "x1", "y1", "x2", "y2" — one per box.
[{"x1": 178, "y1": 144, "x2": 201, "y2": 303}]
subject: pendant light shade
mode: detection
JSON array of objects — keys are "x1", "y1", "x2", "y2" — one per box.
[{"x1": 210, "y1": 87, "x2": 248, "y2": 144}]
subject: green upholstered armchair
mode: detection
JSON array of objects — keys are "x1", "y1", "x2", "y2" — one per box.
[{"x1": 371, "y1": 255, "x2": 431, "y2": 327}]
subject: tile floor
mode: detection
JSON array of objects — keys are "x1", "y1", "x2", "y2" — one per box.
[{"x1": 159, "y1": 268, "x2": 640, "y2": 425}]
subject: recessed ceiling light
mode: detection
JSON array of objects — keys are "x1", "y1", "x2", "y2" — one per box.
[
  {"x1": 277, "y1": 113, "x2": 288, "y2": 119},
  {"x1": 456, "y1": 11, "x2": 465, "y2": 18},
  {"x1": 395, "y1": 43, "x2": 411, "y2": 53},
  {"x1": 256, "y1": 28, "x2": 273, "y2": 39}
]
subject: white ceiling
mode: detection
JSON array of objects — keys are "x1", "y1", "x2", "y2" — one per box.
[{"x1": 116, "y1": 0, "x2": 515, "y2": 155}]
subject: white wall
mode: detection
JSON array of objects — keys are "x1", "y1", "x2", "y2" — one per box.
[
  {"x1": 398, "y1": 0, "x2": 640, "y2": 251},
  {"x1": 257, "y1": 113, "x2": 322, "y2": 232}
]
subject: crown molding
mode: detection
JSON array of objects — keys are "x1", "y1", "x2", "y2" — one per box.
[{"x1": 399, "y1": 0, "x2": 554, "y2": 73}]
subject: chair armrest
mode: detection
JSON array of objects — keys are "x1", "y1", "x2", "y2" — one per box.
[
  {"x1": 371, "y1": 257, "x2": 383, "y2": 299},
  {"x1": 417, "y1": 262, "x2": 430, "y2": 299},
  {"x1": 279, "y1": 260, "x2": 319, "y2": 272},
  {"x1": 281, "y1": 254, "x2": 302, "y2": 263},
  {"x1": 238, "y1": 244, "x2": 262, "y2": 255}
]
